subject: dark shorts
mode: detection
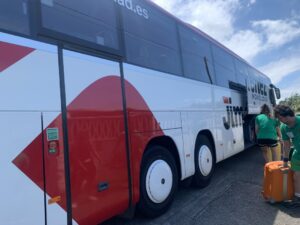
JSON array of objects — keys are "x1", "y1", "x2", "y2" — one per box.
[{"x1": 257, "y1": 139, "x2": 278, "y2": 147}]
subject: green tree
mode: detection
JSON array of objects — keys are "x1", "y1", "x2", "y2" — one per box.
[{"x1": 279, "y1": 93, "x2": 300, "y2": 112}]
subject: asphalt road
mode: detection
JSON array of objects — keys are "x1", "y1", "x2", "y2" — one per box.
[{"x1": 103, "y1": 146, "x2": 300, "y2": 225}]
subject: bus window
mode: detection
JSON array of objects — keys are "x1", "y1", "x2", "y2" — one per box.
[
  {"x1": 205, "y1": 60, "x2": 216, "y2": 84},
  {"x1": 212, "y1": 44, "x2": 237, "y2": 87},
  {"x1": 212, "y1": 45, "x2": 235, "y2": 72},
  {"x1": 121, "y1": 0, "x2": 178, "y2": 50},
  {"x1": 214, "y1": 63, "x2": 236, "y2": 88},
  {"x1": 125, "y1": 33, "x2": 182, "y2": 75},
  {"x1": 179, "y1": 25, "x2": 212, "y2": 61},
  {"x1": 121, "y1": 0, "x2": 182, "y2": 75},
  {"x1": 181, "y1": 53, "x2": 212, "y2": 83},
  {"x1": 234, "y1": 59, "x2": 248, "y2": 87},
  {"x1": 0, "y1": 0, "x2": 30, "y2": 35},
  {"x1": 178, "y1": 25, "x2": 214, "y2": 83},
  {"x1": 40, "y1": 0, "x2": 119, "y2": 50}
]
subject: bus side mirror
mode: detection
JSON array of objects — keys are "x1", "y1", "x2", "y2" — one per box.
[
  {"x1": 269, "y1": 89, "x2": 276, "y2": 106},
  {"x1": 274, "y1": 87, "x2": 281, "y2": 99}
]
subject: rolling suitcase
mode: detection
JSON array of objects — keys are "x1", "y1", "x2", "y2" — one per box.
[{"x1": 262, "y1": 159, "x2": 294, "y2": 203}]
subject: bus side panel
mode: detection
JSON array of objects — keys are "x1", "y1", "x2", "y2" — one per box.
[
  {"x1": 214, "y1": 87, "x2": 245, "y2": 159},
  {"x1": 124, "y1": 108, "x2": 183, "y2": 202},
  {"x1": 0, "y1": 112, "x2": 45, "y2": 225},
  {"x1": 0, "y1": 34, "x2": 66, "y2": 224},
  {"x1": 123, "y1": 64, "x2": 218, "y2": 182},
  {"x1": 124, "y1": 64, "x2": 206, "y2": 201},
  {"x1": 62, "y1": 50, "x2": 129, "y2": 225}
]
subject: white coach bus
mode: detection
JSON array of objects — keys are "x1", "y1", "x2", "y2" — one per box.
[{"x1": 0, "y1": 0, "x2": 280, "y2": 224}]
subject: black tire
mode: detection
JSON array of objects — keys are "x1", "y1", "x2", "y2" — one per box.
[
  {"x1": 193, "y1": 135, "x2": 215, "y2": 188},
  {"x1": 180, "y1": 176, "x2": 193, "y2": 188},
  {"x1": 137, "y1": 145, "x2": 178, "y2": 218}
]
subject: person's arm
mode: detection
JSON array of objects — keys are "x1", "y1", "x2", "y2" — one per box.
[
  {"x1": 280, "y1": 123, "x2": 290, "y2": 161},
  {"x1": 276, "y1": 126, "x2": 282, "y2": 142}
]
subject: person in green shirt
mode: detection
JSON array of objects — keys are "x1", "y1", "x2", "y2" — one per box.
[
  {"x1": 274, "y1": 104, "x2": 300, "y2": 202},
  {"x1": 255, "y1": 104, "x2": 282, "y2": 162}
]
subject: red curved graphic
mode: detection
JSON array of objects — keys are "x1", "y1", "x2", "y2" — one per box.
[
  {"x1": 0, "y1": 42, "x2": 34, "y2": 72},
  {"x1": 13, "y1": 76, "x2": 164, "y2": 225}
]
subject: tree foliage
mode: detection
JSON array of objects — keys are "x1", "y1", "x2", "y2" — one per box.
[{"x1": 279, "y1": 93, "x2": 300, "y2": 112}]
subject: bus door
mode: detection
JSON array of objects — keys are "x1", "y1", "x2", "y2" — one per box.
[
  {"x1": 0, "y1": 34, "x2": 67, "y2": 224},
  {"x1": 62, "y1": 49, "x2": 129, "y2": 224}
]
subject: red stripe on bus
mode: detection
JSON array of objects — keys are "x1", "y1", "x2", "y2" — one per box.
[{"x1": 0, "y1": 41, "x2": 34, "y2": 72}]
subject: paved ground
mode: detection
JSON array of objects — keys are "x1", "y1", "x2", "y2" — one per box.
[{"x1": 103, "y1": 146, "x2": 300, "y2": 225}]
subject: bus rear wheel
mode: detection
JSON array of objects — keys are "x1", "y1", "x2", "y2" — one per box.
[
  {"x1": 193, "y1": 135, "x2": 215, "y2": 188},
  {"x1": 138, "y1": 145, "x2": 178, "y2": 217}
]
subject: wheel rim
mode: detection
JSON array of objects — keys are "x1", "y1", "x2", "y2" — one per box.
[
  {"x1": 146, "y1": 159, "x2": 173, "y2": 203},
  {"x1": 198, "y1": 145, "x2": 213, "y2": 176}
]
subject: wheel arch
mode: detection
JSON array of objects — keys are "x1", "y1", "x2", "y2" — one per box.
[
  {"x1": 145, "y1": 135, "x2": 182, "y2": 181},
  {"x1": 195, "y1": 130, "x2": 216, "y2": 162}
]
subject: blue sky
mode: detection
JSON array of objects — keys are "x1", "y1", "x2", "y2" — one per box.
[{"x1": 152, "y1": 0, "x2": 300, "y2": 99}]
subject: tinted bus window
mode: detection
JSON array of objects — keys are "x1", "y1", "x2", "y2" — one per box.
[
  {"x1": 206, "y1": 60, "x2": 216, "y2": 84},
  {"x1": 235, "y1": 59, "x2": 248, "y2": 86},
  {"x1": 212, "y1": 45, "x2": 235, "y2": 71},
  {"x1": 0, "y1": 0, "x2": 30, "y2": 35},
  {"x1": 121, "y1": 0, "x2": 182, "y2": 75},
  {"x1": 40, "y1": 0, "x2": 119, "y2": 50},
  {"x1": 179, "y1": 25, "x2": 213, "y2": 83},
  {"x1": 125, "y1": 33, "x2": 181, "y2": 75},
  {"x1": 181, "y1": 53, "x2": 212, "y2": 83},
  {"x1": 179, "y1": 25, "x2": 212, "y2": 61},
  {"x1": 215, "y1": 63, "x2": 236, "y2": 88},
  {"x1": 121, "y1": 0, "x2": 178, "y2": 50},
  {"x1": 247, "y1": 67, "x2": 261, "y2": 93}
]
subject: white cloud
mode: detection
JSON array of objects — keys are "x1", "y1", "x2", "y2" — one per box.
[
  {"x1": 252, "y1": 19, "x2": 300, "y2": 49},
  {"x1": 247, "y1": 0, "x2": 256, "y2": 7},
  {"x1": 225, "y1": 18, "x2": 300, "y2": 62},
  {"x1": 223, "y1": 30, "x2": 263, "y2": 61},
  {"x1": 151, "y1": 1, "x2": 300, "y2": 63},
  {"x1": 259, "y1": 54, "x2": 300, "y2": 84},
  {"x1": 150, "y1": 0, "x2": 177, "y2": 13},
  {"x1": 279, "y1": 75, "x2": 300, "y2": 100},
  {"x1": 280, "y1": 88, "x2": 300, "y2": 100},
  {"x1": 152, "y1": 0, "x2": 239, "y2": 41}
]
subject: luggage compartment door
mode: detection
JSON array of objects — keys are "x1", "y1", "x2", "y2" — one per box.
[
  {"x1": 63, "y1": 50, "x2": 129, "y2": 224},
  {"x1": 0, "y1": 112, "x2": 45, "y2": 225}
]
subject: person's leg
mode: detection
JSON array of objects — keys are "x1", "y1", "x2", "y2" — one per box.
[
  {"x1": 270, "y1": 146, "x2": 280, "y2": 161},
  {"x1": 294, "y1": 171, "x2": 300, "y2": 198},
  {"x1": 261, "y1": 146, "x2": 270, "y2": 163}
]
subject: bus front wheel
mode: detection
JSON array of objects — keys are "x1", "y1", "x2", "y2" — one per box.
[{"x1": 138, "y1": 145, "x2": 178, "y2": 217}]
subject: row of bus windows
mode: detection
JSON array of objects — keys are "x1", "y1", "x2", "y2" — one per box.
[{"x1": 0, "y1": 0, "x2": 267, "y2": 89}]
